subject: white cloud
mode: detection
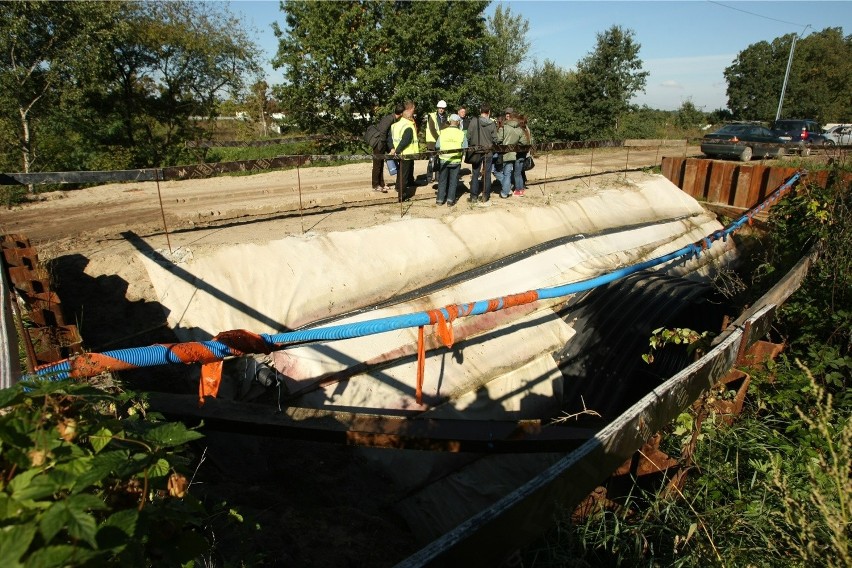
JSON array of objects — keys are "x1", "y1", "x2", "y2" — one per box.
[{"x1": 660, "y1": 80, "x2": 683, "y2": 89}]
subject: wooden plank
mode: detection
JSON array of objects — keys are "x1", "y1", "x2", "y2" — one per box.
[
  {"x1": 732, "y1": 165, "x2": 752, "y2": 208},
  {"x1": 682, "y1": 158, "x2": 700, "y2": 198},
  {"x1": 146, "y1": 393, "x2": 597, "y2": 453}
]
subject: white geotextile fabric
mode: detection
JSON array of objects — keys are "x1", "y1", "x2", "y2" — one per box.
[{"x1": 138, "y1": 175, "x2": 730, "y2": 415}]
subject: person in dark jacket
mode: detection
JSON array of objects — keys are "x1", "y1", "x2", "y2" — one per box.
[
  {"x1": 466, "y1": 104, "x2": 500, "y2": 205},
  {"x1": 457, "y1": 106, "x2": 472, "y2": 133},
  {"x1": 370, "y1": 104, "x2": 403, "y2": 192}
]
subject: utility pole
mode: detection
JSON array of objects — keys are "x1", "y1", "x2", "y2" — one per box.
[{"x1": 775, "y1": 24, "x2": 811, "y2": 122}]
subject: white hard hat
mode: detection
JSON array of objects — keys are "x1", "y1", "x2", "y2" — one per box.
[{"x1": 437, "y1": 100, "x2": 447, "y2": 108}]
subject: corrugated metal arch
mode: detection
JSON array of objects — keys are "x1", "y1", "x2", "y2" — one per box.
[{"x1": 556, "y1": 270, "x2": 730, "y2": 420}]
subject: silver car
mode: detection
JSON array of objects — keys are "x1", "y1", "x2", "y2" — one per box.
[{"x1": 823, "y1": 124, "x2": 852, "y2": 146}]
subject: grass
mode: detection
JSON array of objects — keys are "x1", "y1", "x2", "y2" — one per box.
[
  {"x1": 522, "y1": 362, "x2": 850, "y2": 567},
  {"x1": 521, "y1": 164, "x2": 851, "y2": 567}
]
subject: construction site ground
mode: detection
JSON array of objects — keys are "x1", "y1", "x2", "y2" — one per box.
[{"x1": 1, "y1": 146, "x2": 701, "y2": 566}]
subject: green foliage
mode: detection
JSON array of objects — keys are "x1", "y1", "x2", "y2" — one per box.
[
  {"x1": 725, "y1": 27, "x2": 852, "y2": 122},
  {"x1": 524, "y1": 359, "x2": 851, "y2": 567},
  {"x1": 483, "y1": 4, "x2": 531, "y2": 114},
  {"x1": 766, "y1": 176, "x2": 852, "y2": 355},
  {"x1": 0, "y1": 380, "x2": 216, "y2": 566},
  {"x1": 1, "y1": 186, "x2": 27, "y2": 209},
  {"x1": 517, "y1": 60, "x2": 578, "y2": 141},
  {"x1": 620, "y1": 105, "x2": 672, "y2": 140},
  {"x1": 0, "y1": 1, "x2": 119, "y2": 176},
  {"x1": 207, "y1": 140, "x2": 319, "y2": 164},
  {"x1": 571, "y1": 26, "x2": 650, "y2": 139},
  {"x1": 642, "y1": 327, "x2": 710, "y2": 364},
  {"x1": 0, "y1": 0, "x2": 260, "y2": 177},
  {"x1": 724, "y1": 37, "x2": 783, "y2": 121},
  {"x1": 272, "y1": 0, "x2": 493, "y2": 138}
]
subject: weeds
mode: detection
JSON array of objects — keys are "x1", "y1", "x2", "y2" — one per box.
[{"x1": 521, "y1": 162, "x2": 851, "y2": 567}]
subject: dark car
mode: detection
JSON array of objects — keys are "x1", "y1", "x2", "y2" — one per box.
[
  {"x1": 700, "y1": 123, "x2": 791, "y2": 162},
  {"x1": 770, "y1": 119, "x2": 829, "y2": 155}
]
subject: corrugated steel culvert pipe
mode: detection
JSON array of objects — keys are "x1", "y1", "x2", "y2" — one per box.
[{"x1": 556, "y1": 269, "x2": 731, "y2": 421}]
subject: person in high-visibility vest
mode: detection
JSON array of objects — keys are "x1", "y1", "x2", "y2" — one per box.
[
  {"x1": 424, "y1": 100, "x2": 448, "y2": 183},
  {"x1": 389, "y1": 100, "x2": 419, "y2": 201},
  {"x1": 434, "y1": 114, "x2": 467, "y2": 206}
]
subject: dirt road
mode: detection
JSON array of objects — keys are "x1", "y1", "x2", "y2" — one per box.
[{"x1": 0, "y1": 146, "x2": 693, "y2": 258}]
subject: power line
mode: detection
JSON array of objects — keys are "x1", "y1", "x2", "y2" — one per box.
[{"x1": 707, "y1": 1, "x2": 810, "y2": 31}]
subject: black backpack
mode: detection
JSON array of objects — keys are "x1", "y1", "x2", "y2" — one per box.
[
  {"x1": 363, "y1": 124, "x2": 383, "y2": 149},
  {"x1": 364, "y1": 113, "x2": 396, "y2": 151}
]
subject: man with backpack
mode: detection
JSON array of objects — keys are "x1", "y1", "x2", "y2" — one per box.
[
  {"x1": 466, "y1": 104, "x2": 500, "y2": 205},
  {"x1": 366, "y1": 104, "x2": 403, "y2": 192}
]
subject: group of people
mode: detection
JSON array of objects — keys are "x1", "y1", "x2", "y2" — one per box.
[{"x1": 368, "y1": 99, "x2": 533, "y2": 207}]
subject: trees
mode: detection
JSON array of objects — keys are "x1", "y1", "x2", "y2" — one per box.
[
  {"x1": 0, "y1": 0, "x2": 260, "y2": 177},
  {"x1": 571, "y1": 26, "x2": 649, "y2": 140},
  {"x1": 517, "y1": 60, "x2": 577, "y2": 141},
  {"x1": 271, "y1": 0, "x2": 492, "y2": 140},
  {"x1": 783, "y1": 28, "x2": 852, "y2": 122},
  {"x1": 723, "y1": 38, "x2": 783, "y2": 121},
  {"x1": 725, "y1": 28, "x2": 852, "y2": 123},
  {"x1": 484, "y1": 4, "x2": 531, "y2": 115},
  {"x1": 674, "y1": 100, "x2": 707, "y2": 131},
  {"x1": 0, "y1": 1, "x2": 119, "y2": 178},
  {"x1": 85, "y1": 1, "x2": 261, "y2": 167}
]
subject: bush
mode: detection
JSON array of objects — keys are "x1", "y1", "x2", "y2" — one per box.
[{"x1": 0, "y1": 380, "x2": 214, "y2": 566}]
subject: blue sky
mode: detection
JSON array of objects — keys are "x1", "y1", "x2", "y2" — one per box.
[{"x1": 228, "y1": 0, "x2": 851, "y2": 111}]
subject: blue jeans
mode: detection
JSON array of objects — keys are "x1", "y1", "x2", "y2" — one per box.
[
  {"x1": 512, "y1": 157, "x2": 524, "y2": 191},
  {"x1": 500, "y1": 158, "x2": 523, "y2": 196},
  {"x1": 437, "y1": 161, "x2": 460, "y2": 203},
  {"x1": 501, "y1": 161, "x2": 516, "y2": 197}
]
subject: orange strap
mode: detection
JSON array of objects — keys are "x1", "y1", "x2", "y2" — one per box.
[
  {"x1": 415, "y1": 305, "x2": 463, "y2": 405},
  {"x1": 416, "y1": 325, "x2": 426, "y2": 405},
  {"x1": 199, "y1": 360, "x2": 223, "y2": 406}
]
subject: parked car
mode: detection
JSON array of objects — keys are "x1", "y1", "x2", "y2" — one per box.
[
  {"x1": 823, "y1": 124, "x2": 852, "y2": 146},
  {"x1": 700, "y1": 123, "x2": 791, "y2": 162},
  {"x1": 770, "y1": 119, "x2": 829, "y2": 155}
]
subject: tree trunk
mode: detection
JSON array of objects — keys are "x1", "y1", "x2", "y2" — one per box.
[{"x1": 19, "y1": 106, "x2": 34, "y2": 193}]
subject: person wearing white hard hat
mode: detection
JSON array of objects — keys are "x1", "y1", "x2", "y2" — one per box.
[
  {"x1": 434, "y1": 113, "x2": 467, "y2": 206},
  {"x1": 424, "y1": 99, "x2": 448, "y2": 184}
]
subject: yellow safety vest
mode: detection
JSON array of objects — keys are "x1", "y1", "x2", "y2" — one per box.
[
  {"x1": 438, "y1": 126, "x2": 465, "y2": 164},
  {"x1": 425, "y1": 111, "x2": 442, "y2": 144},
  {"x1": 391, "y1": 117, "x2": 419, "y2": 157}
]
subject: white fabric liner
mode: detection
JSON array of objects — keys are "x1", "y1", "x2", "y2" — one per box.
[{"x1": 138, "y1": 175, "x2": 733, "y2": 418}]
